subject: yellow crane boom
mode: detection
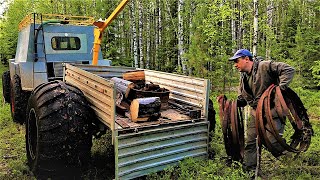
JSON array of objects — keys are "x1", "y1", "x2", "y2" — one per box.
[{"x1": 92, "y1": 0, "x2": 129, "y2": 65}]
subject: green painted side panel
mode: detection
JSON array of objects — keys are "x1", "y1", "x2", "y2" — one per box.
[{"x1": 115, "y1": 121, "x2": 209, "y2": 180}]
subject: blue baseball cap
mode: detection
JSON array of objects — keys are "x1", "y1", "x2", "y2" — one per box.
[{"x1": 229, "y1": 49, "x2": 253, "y2": 61}]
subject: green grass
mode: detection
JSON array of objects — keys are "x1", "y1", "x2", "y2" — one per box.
[
  {"x1": 0, "y1": 64, "x2": 33, "y2": 179},
  {"x1": 1, "y1": 63, "x2": 320, "y2": 179},
  {"x1": 292, "y1": 87, "x2": 320, "y2": 119},
  {"x1": 150, "y1": 119, "x2": 320, "y2": 180}
]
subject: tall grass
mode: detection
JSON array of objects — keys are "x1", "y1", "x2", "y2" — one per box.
[
  {"x1": 292, "y1": 87, "x2": 320, "y2": 119},
  {"x1": 0, "y1": 64, "x2": 32, "y2": 179}
]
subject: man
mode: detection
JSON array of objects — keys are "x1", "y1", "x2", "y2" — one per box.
[{"x1": 229, "y1": 49, "x2": 295, "y2": 171}]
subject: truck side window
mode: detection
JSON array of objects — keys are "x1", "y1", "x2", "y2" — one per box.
[{"x1": 51, "y1": 37, "x2": 81, "y2": 50}]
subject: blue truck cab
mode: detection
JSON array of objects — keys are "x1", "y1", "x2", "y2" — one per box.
[{"x1": 10, "y1": 14, "x2": 110, "y2": 91}]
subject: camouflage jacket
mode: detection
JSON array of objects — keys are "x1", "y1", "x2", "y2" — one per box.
[{"x1": 237, "y1": 60, "x2": 295, "y2": 108}]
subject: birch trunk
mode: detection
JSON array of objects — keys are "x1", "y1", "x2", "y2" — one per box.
[
  {"x1": 115, "y1": 14, "x2": 120, "y2": 55},
  {"x1": 178, "y1": 0, "x2": 187, "y2": 74},
  {"x1": 129, "y1": 1, "x2": 133, "y2": 64},
  {"x1": 231, "y1": 0, "x2": 237, "y2": 53},
  {"x1": 237, "y1": 0, "x2": 243, "y2": 49},
  {"x1": 120, "y1": 12, "x2": 125, "y2": 55},
  {"x1": 188, "y1": 0, "x2": 194, "y2": 75},
  {"x1": 146, "y1": 4, "x2": 150, "y2": 69},
  {"x1": 151, "y1": 2, "x2": 156, "y2": 69},
  {"x1": 138, "y1": 0, "x2": 144, "y2": 68},
  {"x1": 253, "y1": 0, "x2": 258, "y2": 57},
  {"x1": 158, "y1": 0, "x2": 162, "y2": 70},
  {"x1": 266, "y1": 0, "x2": 273, "y2": 60},
  {"x1": 164, "y1": 1, "x2": 170, "y2": 68},
  {"x1": 155, "y1": 0, "x2": 159, "y2": 70},
  {"x1": 130, "y1": 1, "x2": 138, "y2": 68}
]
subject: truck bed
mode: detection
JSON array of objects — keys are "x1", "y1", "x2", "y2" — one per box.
[
  {"x1": 64, "y1": 63, "x2": 210, "y2": 179},
  {"x1": 64, "y1": 63, "x2": 209, "y2": 132}
]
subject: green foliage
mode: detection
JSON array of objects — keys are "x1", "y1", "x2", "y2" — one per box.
[
  {"x1": 291, "y1": 87, "x2": 320, "y2": 118},
  {"x1": 0, "y1": 0, "x2": 33, "y2": 59},
  {"x1": 1, "y1": 0, "x2": 320, "y2": 90},
  {"x1": 184, "y1": 0, "x2": 239, "y2": 92},
  {"x1": 311, "y1": 61, "x2": 320, "y2": 86}
]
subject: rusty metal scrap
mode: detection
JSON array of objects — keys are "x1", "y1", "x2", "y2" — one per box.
[
  {"x1": 256, "y1": 85, "x2": 313, "y2": 157},
  {"x1": 217, "y1": 85, "x2": 313, "y2": 161},
  {"x1": 217, "y1": 95, "x2": 244, "y2": 162}
]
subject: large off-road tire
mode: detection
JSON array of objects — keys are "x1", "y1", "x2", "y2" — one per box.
[
  {"x1": 26, "y1": 81, "x2": 93, "y2": 179},
  {"x1": 2, "y1": 70, "x2": 10, "y2": 103},
  {"x1": 10, "y1": 74, "x2": 29, "y2": 124}
]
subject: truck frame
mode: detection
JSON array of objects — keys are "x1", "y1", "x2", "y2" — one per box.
[{"x1": 2, "y1": 11, "x2": 212, "y2": 180}]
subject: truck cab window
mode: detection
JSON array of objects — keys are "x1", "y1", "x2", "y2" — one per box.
[{"x1": 51, "y1": 37, "x2": 81, "y2": 50}]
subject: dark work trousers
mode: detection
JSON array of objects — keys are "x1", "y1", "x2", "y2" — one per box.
[{"x1": 243, "y1": 108, "x2": 285, "y2": 170}]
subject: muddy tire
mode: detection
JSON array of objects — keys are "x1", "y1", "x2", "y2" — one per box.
[
  {"x1": 26, "y1": 81, "x2": 93, "y2": 179},
  {"x1": 2, "y1": 70, "x2": 10, "y2": 103},
  {"x1": 10, "y1": 74, "x2": 29, "y2": 124}
]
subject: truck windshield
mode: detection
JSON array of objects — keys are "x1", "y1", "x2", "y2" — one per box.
[{"x1": 51, "y1": 37, "x2": 81, "y2": 50}]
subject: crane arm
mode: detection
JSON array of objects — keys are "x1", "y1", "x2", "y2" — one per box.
[{"x1": 92, "y1": 0, "x2": 129, "y2": 65}]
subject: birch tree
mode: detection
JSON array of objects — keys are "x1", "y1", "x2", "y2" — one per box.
[
  {"x1": 253, "y1": 0, "x2": 258, "y2": 57},
  {"x1": 237, "y1": 0, "x2": 243, "y2": 49},
  {"x1": 138, "y1": 0, "x2": 144, "y2": 68},
  {"x1": 266, "y1": 0, "x2": 273, "y2": 60},
  {"x1": 231, "y1": 0, "x2": 237, "y2": 53},
  {"x1": 130, "y1": 1, "x2": 138, "y2": 68},
  {"x1": 158, "y1": 0, "x2": 162, "y2": 70},
  {"x1": 154, "y1": 0, "x2": 159, "y2": 69},
  {"x1": 178, "y1": 0, "x2": 186, "y2": 74},
  {"x1": 146, "y1": 3, "x2": 150, "y2": 69},
  {"x1": 188, "y1": 0, "x2": 195, "y2": 75}
]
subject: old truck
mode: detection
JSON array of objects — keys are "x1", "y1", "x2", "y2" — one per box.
[{"x1": 1, "y1": 2, "x2": 214, "y2": 179}]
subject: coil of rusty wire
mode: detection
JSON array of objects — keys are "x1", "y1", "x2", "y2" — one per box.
[
  {"x1": 256, "y1": 85, "x2": 313, "y2": 157},
  {"x1": 217, "y1": 95, "x2": 244, "y2": 162},
  {"x1": 218, "y1": 85, "x2": 313, "y2": 161}
]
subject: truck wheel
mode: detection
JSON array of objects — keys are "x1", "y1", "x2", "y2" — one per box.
[
  {"x1": 2, "y1": 70, "x2": 10, "y2": 103},
  {"x1": 10, "y1": 74, "x2": 29, "y2": 124},
  {"x1": 26, "y1": 81, "x2": 93, "y2": 179}
]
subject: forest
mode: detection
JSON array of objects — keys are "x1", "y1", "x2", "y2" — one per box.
[
  {"x1": 0, "y1": 0, "x2": 319, "y2": 90},
  {"x1": 0, "y1": 0, "x2": 320, "y2": 179}
]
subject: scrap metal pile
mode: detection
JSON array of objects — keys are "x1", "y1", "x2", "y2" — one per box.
[
  {"x1": 217, "y1": 95, "x2": 244, "y2": 161},
  {"x1": 218, "y1": 85, "x2": 313, "y2": 162}
]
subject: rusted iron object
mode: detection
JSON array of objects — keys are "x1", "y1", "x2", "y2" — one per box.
[
  {"x1": 129, "y1": 82, "x2": 170, "y2": 110},
  {"x1": 217, "y1": 95, "x2": 244, "y2": 162},
  {"x1": 255, "y1": 85, "x2": 313, "y2": 157}
]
